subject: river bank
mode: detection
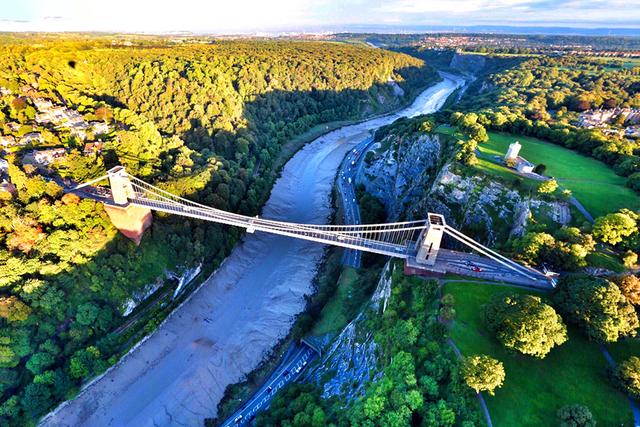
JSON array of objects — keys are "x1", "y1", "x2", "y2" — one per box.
[{"x1": 41, "y1": 74, "x2": 464, "y2": 427}]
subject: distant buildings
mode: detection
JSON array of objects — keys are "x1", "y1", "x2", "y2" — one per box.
[
  {"x1": 577, "y1": 108, "x2": 640, "y2": 128},
  {"x1": 504, "y1": 141, "x2": 535, "y2": 174}
]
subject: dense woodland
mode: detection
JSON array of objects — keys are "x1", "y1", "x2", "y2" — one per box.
[{"x1": 0, "y1": 38, "x2": 435, "y2": 425}]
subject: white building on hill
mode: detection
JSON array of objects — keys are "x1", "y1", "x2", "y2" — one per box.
[{"x1": 504, "y1": 140, "x2": 535, "y2": 174}]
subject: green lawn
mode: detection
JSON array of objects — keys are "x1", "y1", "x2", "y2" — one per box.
[
  {"x1": 607, "y1": 339, "x2": 640, "y2": 364},
  {"x1": 312, "y1": 267, "x2": 360, "y2": 336},
  {"x1": 444, "y1": 281, "x2": 634, "y2": 426},
  {"x1": 477, "y1": 132, "x2": 640, "y2": 218}
]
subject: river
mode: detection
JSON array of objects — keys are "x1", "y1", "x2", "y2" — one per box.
[{"x1": 41, "y1": 73, "x2": 464, "y2": 427}]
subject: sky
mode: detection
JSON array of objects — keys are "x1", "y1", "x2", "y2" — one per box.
[{"x1": 0, "y1": 0, "x2": 639, "y2": 33}]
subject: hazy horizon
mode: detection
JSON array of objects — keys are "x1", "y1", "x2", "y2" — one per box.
[{"x1": 2, "y1": 0, "x2": 639, "y2": 34}]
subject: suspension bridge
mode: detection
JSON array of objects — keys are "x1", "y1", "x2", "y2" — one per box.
[{"x1": 71, "y1": 166, "x2": 552, "y2": 287}]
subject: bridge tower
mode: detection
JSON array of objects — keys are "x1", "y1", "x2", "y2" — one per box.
[
  {"x1": 415, "y1": 213, "x2": 445, "y2": 266},
  {"x1": 107, "y1": 166, "x2": 136, "y2": 205},
  {"x1": 104, "y1": 166, "x2": 152, "y2": 245}
]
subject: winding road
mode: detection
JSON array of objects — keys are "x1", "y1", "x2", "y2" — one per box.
[{"x1": 41, "y1": 73, "x2": 464, "y2": 427}]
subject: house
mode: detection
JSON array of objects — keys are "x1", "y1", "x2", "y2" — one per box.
[
  {"x1": 0, "y1": 179, "x2": 15, "y2": 195},
  {"x1": 83, "y1": 141, "x2": 104, "y2": 156},
  {"x1": 0, "y1": 87, "x2": 11, "y2": 96},
  {"x1": 33, "y1": 148, "x2": 66, "y2": 165},
  {"x1": 6, "y1": 122, "x2": 20, "y2": 132},
  {"x1": 515, "y1": 157, "x2": 535, "y2": 174},
  {"x1": 0, "y1": 157, "x2": 8, "y2": 172},
  {"x1": 0, "y1": 135, "x2": 16, "y2": 148},
  {"x1": 20, "y1": 132, "x2": 43, "y2": 145},
  {"x1": 90, "y1": 121, "x2": 110, "y2": 135}
]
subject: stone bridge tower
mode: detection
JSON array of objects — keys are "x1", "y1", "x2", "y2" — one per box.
[{"x1": 103, "y1": 166, "x2": 152, "y2": 245}]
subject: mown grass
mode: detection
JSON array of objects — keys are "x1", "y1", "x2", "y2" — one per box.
[
  {"x1": 444, "y1": 281, "x2": 634, "y2": 427},
  {"x1": 477, "y1": 132, "x2": 640, "y2": 218}
]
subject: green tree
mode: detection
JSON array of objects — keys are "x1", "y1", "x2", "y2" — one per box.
[
  {"x1": 460, "y1": 354, "x2": 505, "y2": 395},
  {"x1": 537, "y1": 178, "x2": 558, "y2": 194},
  {"x1": 614, "y1": 356, "x2": 640, "y2": 399},
  {"x1": 75, "y1": 302, "x2": 100, "y2": 326},
  {"x1": 557, "y1": 404, "x2": 596, "y2": 427},
  {"x1": 26, "y1": 352, "x2": 55, "y2": 375},
  {"x1": 554, "y1": 276, "x2": 639, "y2": 342},
  {"x1": 484, "y1": 294, "x2": 568, "y2": 358},
  {"x1": 592, "y1": 210, "x2": 638, "y2": 245}
]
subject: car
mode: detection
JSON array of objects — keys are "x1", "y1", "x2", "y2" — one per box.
[
  {"x1": 282, "y1": 370, "x2": 289, "y2": 376},
  {"x1": 302, "y1": 360, "x2": 307, "y2": 367},
  {"x1": 266, "y1": 386, "x2": 273, "y2": 394},
  {"x1": 472, "y1": 266, "x2": 483, "y2": 272},
  {"x1": 234, "y1": 415, "x2": 243, "y2": 424}
]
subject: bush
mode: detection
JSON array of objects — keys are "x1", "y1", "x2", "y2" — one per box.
[
  {"x1": 614, "y1": 356, "x2": 640, "y2": 399},
  {"x1": 460, "y1": 354, "x2": 505, "y2": 396},
  {"x1": 557, "y1": 404, "x2": 596, "y2": 427}
]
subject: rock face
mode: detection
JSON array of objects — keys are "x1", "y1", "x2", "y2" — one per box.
[
  {"x1": 103, "y1": 204, "x2": 153, "y2": 245},
  {"x1": 358, "y1": 132, "x2": 443, "y2": 220},
  {"x1": 305, "y1": 262, "x2": 392, "y2": 402}
]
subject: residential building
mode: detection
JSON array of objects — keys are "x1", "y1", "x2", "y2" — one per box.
[
  {"x1": 83, "y1": 141, "x2": 104, "y2": 156},
  {"x1": 20, "y1": 132, "x2": 43, "y2": 145},
  {"x1": 90, "y1": 121, "x2": 110, "y2": 135},
  {"x1": 515, "y1": 157, "x2": 535, "y2": 174},
  {"x1": 32, "y1": 148, "x2": 66, "y2": 165},
  {"x1": 0, "y1": 135, "x2": 16, "y2": 148}
]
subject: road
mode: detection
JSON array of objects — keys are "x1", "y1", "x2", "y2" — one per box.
[
  {"x1": 220, "y1": 343, "x2": 316, "y2": 426},
  {"x1": 41, "y1": 74, "x2": 464, "y2": 427},
  {"x1": 338, "y1": 71, "x2": 465, "y2": 268}
]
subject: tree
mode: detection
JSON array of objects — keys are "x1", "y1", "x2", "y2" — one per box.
[
  {"x1": 460, "y1": 355, "x2": 505, "y2": 395},
  {"x1": 614, "y1": 356, "x2": 640, "y2": 399},
  {"x1": 537, "y1": 178, "x2": 558, "y2": 194},
  {"x1": 592, "y1": 210, "x2": 638, "y2": 245},
  {"x1": 26, "y1": 352, "x2": 55, "y2": 375},
  {"x1": 533, "y1": 163, "x2": 547, "y2": 174},
  {"x1": 75, "y1": 302, "x2": 100, "y2": 326},
  {"x1": 0, "y1": 296, "x2": 31, "y2": 322},
  {"x1": 557, "y1": 404, "x2": 596, "y2": 427},
  {"x1": 484, "y1": 294, "x2": 568, "y2": 358},
  {"x1": 614, "y1": 275, "x2": 640, "y2": 305},
  {"x1": 554, "y1": 276, "x2": 639, "y2": 342},
  {"x1": 623, "y1": 250, "x2": 638, "y2": 268}
]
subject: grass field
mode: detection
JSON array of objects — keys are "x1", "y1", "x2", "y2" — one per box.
[
  {"x1": 312, "y1": 267, "x2": 360, "y2": 336},
  {"x1": 607, "y1": 339, "x2": 640, "y2": 364},
  {"x1": 477, "y1": 132, "x2": 640, "y2": 218},
  {"x1": 444, "y1": 281, "x2": 634, "y2": 426}
]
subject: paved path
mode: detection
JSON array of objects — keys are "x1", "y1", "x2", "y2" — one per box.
[
  {"x1": 447, "y1": 338, "x2": 494, "y2": 427},
  {"x1": 599, "y1": 345, "x2": 640, "y2": 427},
  {"x1": 568, "y1": 195, "x2": 595, "y2": 223}
]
